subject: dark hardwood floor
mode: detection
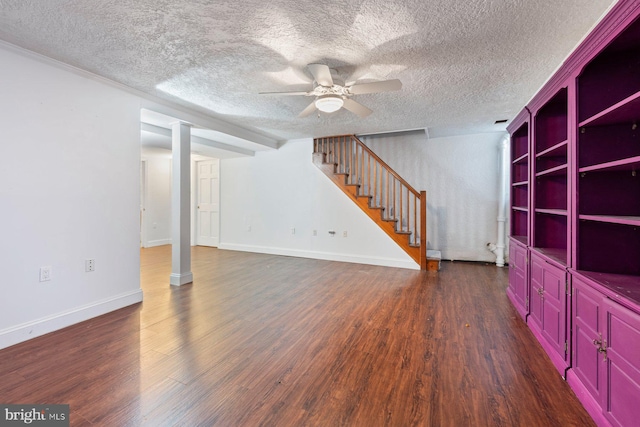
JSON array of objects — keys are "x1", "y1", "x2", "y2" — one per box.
[{"x1": 0, "y1": 246, "x2": 594, "y2": 426}]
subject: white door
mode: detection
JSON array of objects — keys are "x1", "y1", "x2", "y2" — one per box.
[{"x1": 196, "y1": 159, "x2": 220, "y2": 247}]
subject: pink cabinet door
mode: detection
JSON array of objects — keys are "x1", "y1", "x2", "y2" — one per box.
[
  {"x1": 540, "y1": 262, "x2": 566, "y2": 361},
  {"x1": 508, "y1": 241, "x2": 529, "y2": 319},
  {"x1": 602, "y1": 298, "x2": 640, "y2": 427},
  {"x1": 529, "y1": 252, "x2": 568, "y2": 373},
  {"x1": 529, "y1": 256, "x2": 544, "y2": 332},
  {"x1": 572, "y1": 279, "x2": 603, "y2": 402},
  {"x1": 508, "y1": 244, "x2": 516, "y2": 291}
]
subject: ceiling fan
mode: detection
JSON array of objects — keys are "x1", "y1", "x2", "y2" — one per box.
[{"x1": 260, "y1": 63, "x2": 402, "y2": 118}]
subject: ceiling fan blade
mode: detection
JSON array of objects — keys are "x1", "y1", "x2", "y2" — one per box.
[
  {"x1": 298, "y1": 101, "x2": 317, "y2": 118},
  {"x1": 342, "y1": 99, "x2": 372, "y2": 118},
  {"x1": 348, "y1": 79, "x2": 402, "y2": 95},
  {"x1": 259, "y1": 91, "x2": 309, "y2": 96},
  {"x1": 308, "y1": 63, "x2": 334, "y2": 87}
]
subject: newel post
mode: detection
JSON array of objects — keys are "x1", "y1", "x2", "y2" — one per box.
[{"x1": 420, "y1": 190, "x2": 427, "y2": 270}]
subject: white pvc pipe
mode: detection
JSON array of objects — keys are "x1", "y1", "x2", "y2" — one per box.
[{"x1": 494, "y1": 135, "x2": 510, "y2": 267}]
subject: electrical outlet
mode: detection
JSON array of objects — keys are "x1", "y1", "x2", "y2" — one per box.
[
  {"x1": 85, "y1": 259, "x2": 95, "y2": 272},
  {"x1": 39, "y1": 266, "x2": 52, "y2": 282},
  {"x1": 291, "y1": 227, "x2": 296, "y2": 235},
  {"x1": 343, "y1": 231, "x2": 348, "y2": 237},
  {"x1": 313, "y1": 229, "x2": 317, "y2": 236},
  {"x1": 247, "y1": 225, "x2": 252, "y2": 232}
]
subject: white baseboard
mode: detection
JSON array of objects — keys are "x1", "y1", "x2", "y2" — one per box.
[
  {"x1": 218, "y1": 243, "x2": 419, "y2": 270},
  {"x1": 443, "y1": 249, "x2": 498, "y2": 263},
  {"x1": 0, "y1": 289, "x2": 143, "y2": 350},
  {"x1": 145, "y1": 238, "x2": 171, "y2": 248},
  {"x1": 170, "y1": 272, "x2": 193, "y2": 286}
]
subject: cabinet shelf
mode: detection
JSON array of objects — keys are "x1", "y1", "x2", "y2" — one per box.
[
  {"x1": 578, "y1": 167, "x2": 640, "y2": 218},
  {"x1": 512, "y1": 180, "x2": 528, "y2": 187},
  {"x1": 511, "y1": 235, "x2": 527, "y2": 245},
  {"x1": 575, "y1": 270, "x2": 640, "y2": 307},
  {"x1": 578, "y1": 123, "x2": 640, "y2": 169},
  {"x1": 579, "y1": 220, "x2": 640, "y2": 276},
  {"x1": 511, "y1": 207, "x2": 528, "y2": 239},
  {"x1": 579, "y1": 155, "x2": 640, "y2": 173},
  {"x1": 534, "y1": 247, "x2": 566, "y2": 266},
  {"x1": 511, "y1": 123, "x2": 529, "y2": 160},
  {"x1": 536, "y1": 164, "x2": 568, "y2": 177},
  {"x1": 536, "y1": 139, "x2": 568, "y2": 158},
  {"x1": 513, "y1": 153, "x2": 528, "y2": 164},
  {"x1": 579, "y1": 90, "x2": 640, "y2": 128},
  {"x1": 535, "y1": 208, "x2": 567, "y2": 216},
  {"x1": 579, "y1": 214, "x2": 640, "y2": 226},
  {"x1": 512, "y1": 206, "x2": 528, "y2": 212},
  {"x1": 535, "y1": 88, "x2": 568, "y2": 153}
]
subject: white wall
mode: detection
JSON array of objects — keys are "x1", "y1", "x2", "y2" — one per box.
[
  {"x1": 141, "y1": 148, "x2": 172, "y2": 247},
  {"x1": 361, "y1": 131, "x2": 506, "y2": 262},
  {"x1": 219, "y1": 139, "x2": 416, "y2": 269},
  {"x1": 0, "y1": 45, "x2": 143, "y2": 349}
]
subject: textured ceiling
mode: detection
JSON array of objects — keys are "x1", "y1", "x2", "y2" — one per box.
[{"x1": 0, "y1": 0, "x2": 616, "y2": 141}]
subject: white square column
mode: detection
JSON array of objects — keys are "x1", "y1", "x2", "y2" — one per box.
[{"x1": 170, "y1": 122, "x2": 193, "y2": 286}]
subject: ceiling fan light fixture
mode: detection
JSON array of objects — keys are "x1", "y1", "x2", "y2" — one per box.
[{"x1": 315, "y1": 95, "x2": 344, "y2": 113}]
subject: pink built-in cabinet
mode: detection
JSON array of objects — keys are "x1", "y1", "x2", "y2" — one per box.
[{"x1": 507, "y1": 1, "x2": 640, "y2": 425}]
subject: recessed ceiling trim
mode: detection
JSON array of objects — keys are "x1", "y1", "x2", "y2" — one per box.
[
  {"x1": 140, "y1": 103, "x2": 280, "y2": 150},
  {"x1": 141, "y1": 122, "x2": 255, "y2": 157}
]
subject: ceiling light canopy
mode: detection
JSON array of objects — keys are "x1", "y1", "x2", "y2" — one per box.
[{"x1": 315, "y1": 95, "x2": 344, "y2": 113}]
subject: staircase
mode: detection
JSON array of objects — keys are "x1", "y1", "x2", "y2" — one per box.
[{"x1": 313, "y1": 134, "x2": 440, "y2": 271}]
